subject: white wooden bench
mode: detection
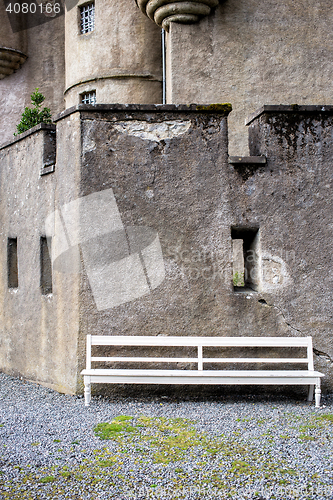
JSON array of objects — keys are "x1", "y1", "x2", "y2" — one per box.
[{"x1": 81, "y1": 335, "x2": 324, "y2": 407}]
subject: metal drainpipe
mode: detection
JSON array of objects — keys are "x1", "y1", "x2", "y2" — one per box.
[{"x1": 162, "y1": 28, "x2": 166, "y2": 104}]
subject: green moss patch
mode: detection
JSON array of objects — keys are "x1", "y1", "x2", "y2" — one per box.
[
  {"x1": 196, "y1": 103, "x2": 232, "y2": 114},
  {"x1": 1, "y1": 411, "x2": 333, "y2": 499}
]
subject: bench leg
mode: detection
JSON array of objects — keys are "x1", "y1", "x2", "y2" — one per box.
[
  {"x1": 315, "y1": 380, "x2": 321, "y2": 408},
  {"x1": 307, "y1": 384, "x2": 314, "y2": 402},
  {"x1": 84, "y1": 376, "x2": 91, "y2": 407}
]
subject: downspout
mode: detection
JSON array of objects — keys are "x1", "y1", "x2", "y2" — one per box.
[{"x1": 162, "y1": 28, "x2": 166, "y2": 104}]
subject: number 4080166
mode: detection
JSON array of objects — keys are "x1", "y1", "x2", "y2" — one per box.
[{"x1": 6, "y1": 2, "x2": 61, "y2": 14}]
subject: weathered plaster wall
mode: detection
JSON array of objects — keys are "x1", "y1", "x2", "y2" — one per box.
[
  {"x1": 65, "y1": 0, "x2": 162, "y2": 107},
  {"x1": 0, "y1": 11, "x2": 65, "y2": 144},
  {"x1": 1, "y1": 105, "x2": 332, "y2": 394},
  {"x1": 73, "y1": 105, "x2": 231, "y2": 347},
  {"x1": 0, "y1": 120, "x2": 81, "y2": 394},
  {"x1": 54, "y1": 105, "x2": 331, "y2": 391},
  {"x1": 242, "y1": 106, "x2": 333, "y2": 385},
  {"x1": 0, "y1": 7, "x2": 27, "y2": 53},
  {"x1": 72, "y1": 105, "x2": 333, "y2": 391},
  {"x1": 165, "y1": 0, "x2": 333, "y2": 156}
]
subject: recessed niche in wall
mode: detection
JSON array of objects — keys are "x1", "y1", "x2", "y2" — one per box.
[
  {"x1": 231, "y1": 227, "x2": 260, "y2": 292},
  {"x1": 7, "y1": 237, "x2": 18, "y2": 288},
  {"x1": 40, "y1": 236, "x2": 52, "y2": 295}
]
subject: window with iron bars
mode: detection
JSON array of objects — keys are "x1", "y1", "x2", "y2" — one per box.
[
  {"x1": 80, "y1": 91, "x2": 96, "y2": 105},
  {"x1": 80, "y1": 3, "x2": 95, "y2": 34}
]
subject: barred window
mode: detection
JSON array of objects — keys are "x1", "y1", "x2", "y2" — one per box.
[
  {"x1": 81, "y1": 91, "x2": 96, "y2": 105},
  {"x1": 80, "y1": 3, "x2": 95, "y2": 34}
]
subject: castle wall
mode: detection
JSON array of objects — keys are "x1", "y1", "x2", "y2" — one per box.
[
  {"x1": 0, "y1": 6, "x2": 27, "y2": 53},
  {"x1": 165, "y1": 0, "x2": 333, "y2": 156},
  {"x1": 0, "y1": 10, "x2": 65, "y2": 144},
  {"x1": 1, "y1": 104, "x2": 332, "y2": 394},
  {"x1": 0, "y1": 118, "x2": 81, "y2": 394},
  {"x1": 244, "y1": 105, "x2": 333, "y2": 385},
  {"x1": 73, "y1": 105, "x2": 333, "y2": 392}
]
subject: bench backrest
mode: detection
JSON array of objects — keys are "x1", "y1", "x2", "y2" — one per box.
[{"x1": 85, "y1": 335, "x2": 314, "y2": 372}]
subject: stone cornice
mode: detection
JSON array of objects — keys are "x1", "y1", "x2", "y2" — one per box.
[
  {"x1": 246, "y1": 105, "x2": 333, "y2": 126},
  {"x1": 0, "y1": 47, "x2": 27, "y2": 80},
  {"x1": 64, "y1": 72, "x2": 162, "y2": 95},
  {"x1": 53, "y1": 103, "x2": 232, "y2": 122},
  {"x1": 0, "y1": 123, "x2": 56, "y2": 151},
  {"x1": 136, "y1": 0, "x2": 219, "y2": 31}
]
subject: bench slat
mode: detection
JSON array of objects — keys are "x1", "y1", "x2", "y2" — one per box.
[
  {"x1": 90, "y1": 335, "x2": 312, "y2": 347},
  {"x1": 83, "y1": 374, "x2": 322, "y2": 386},
  {"x1": 90, "y1": 357, "x2": 309, "y2": 364},
  {"x1": 91, "y1": 357, "x2": 199, "y2": 363},
  {"x1": 82, "y1": 369, "x2": 323, "y2": 377}
]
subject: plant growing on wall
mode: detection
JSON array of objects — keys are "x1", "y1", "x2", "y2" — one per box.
[
  {"x1": 14, "y1": 88, "x2": 52, "y2": 135},
  {"x1": 233, "y1": 271, "x2": 244, "y2": 287}
]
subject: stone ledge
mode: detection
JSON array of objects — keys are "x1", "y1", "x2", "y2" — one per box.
[
  {"x1": 246, "y1": 105, "x2": 333, "y2": 126},
  {"x1": 64, "y1": 72, "x2": 162, "y2": 95},
  {"x1": 0, "y1": 47, "x2": 27, "y2": 80},
  {"x1": 54, "y1": 103, "x2": 232, "y2": 122},
  {"x1": 228, "y1": 156, "x2": 266, "y2": 165},
  {"x1": 40, "y1": 164, "x2": 55, "y2": 176},
  {"x1": 0, "y1": 123, "x2": 56, "y2": 151}
]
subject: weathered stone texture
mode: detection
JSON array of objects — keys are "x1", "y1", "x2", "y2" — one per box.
[
  {"x1": 244, "y1": 106, "x2": 333, "y2": 384},
  {"x1": 0, "y1": 12, "x2": 65, "y2": 144},
  {"x1": 0, "y1": 122, "x2": 81, "y2": 394},
  {"x1": 166, "y1": 0, "x2": 333, "y2": 155},
  {"x1": 1, "y1": 105, "x2": 333, "y2": 394},
  {"x1": 76, "y1": 107, "x2": 230, "y2": 346},
  {"x1": 74, "y1": 106, "x2": 333, "y2": 390},
  {"x1": 65, "y1": 0, "x2": 162, "y2": 107}
]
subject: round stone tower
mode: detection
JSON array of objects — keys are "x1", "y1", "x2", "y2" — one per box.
[
  {"x1": 0, "y1": 9, "x2": 27, "y2": 80},
  {"x1": 65, "y1": 0, "x2": 163, "y2": 107}
]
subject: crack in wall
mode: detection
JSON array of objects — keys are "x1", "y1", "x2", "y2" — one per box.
[
  {"x1": 313, "y1": 348, "x2": 333, "y2": 366},
  {"x1": 151, "y1": 164, "x2": 156, "y2": 185},
  {"x1": 258, "y1": 298, "x2": 303, "y2": 334},
  {"x1": 258, "y1": 298, "x2": 333, "y2": 366}
]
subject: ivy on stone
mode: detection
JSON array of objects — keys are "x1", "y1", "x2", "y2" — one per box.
[{"x1": 14, "y1": 88, "x2": 52, "y2": 135}]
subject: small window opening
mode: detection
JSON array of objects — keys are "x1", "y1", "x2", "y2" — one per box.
[
  {"x1": 8, "y1": 238, "x2": 18, "y2": 288},
  {"x1": 80, "y1": 3, "x2": 95, "y2": 34},
  {"x1": 80, "y1": 91, "x2": 96, "y2": 105},
  {"x1": 40, "y1": 236, "x2": 52, "y2": 295},
  {"x1": 231, "y1": 227, "x2": 260, "y2": 292}
]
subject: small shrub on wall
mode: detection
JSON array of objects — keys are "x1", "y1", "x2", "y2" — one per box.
[{"x1": 15, "y1": 88, "x2": 52, "y2": 135}]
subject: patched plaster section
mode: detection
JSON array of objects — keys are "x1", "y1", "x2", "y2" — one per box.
[
  {"x1": 82, "y1": 121, "x2": 97, "y2": 153},
  {"x1": 113, "y1": 120, "x2": 191, "y2": 142},
  {"x1": 261, "y1": 254, "x2": 291, "y2": 291}
]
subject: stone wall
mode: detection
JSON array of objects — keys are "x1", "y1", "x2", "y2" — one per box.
[
  {"x1": 0, "y1": 8, "x2": 65, "y2": 143},
  {"x1": 165, "y1": 0, "x2": 333, "y2": 156},
  {"x1": 244, "y1": 105, "x2": 333, "y2": 386},
  {"x1": 0, "y1": 122, "x2": 81, "y2": 393},
  {"x1": 0, "y1": 104, "x2": 332, "y2": 394},
  {"x1": 69, "y1": 104, "x2": 333, "y2": 391}
]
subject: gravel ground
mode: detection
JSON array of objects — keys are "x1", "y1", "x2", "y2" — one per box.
[{"x1": 0, "y1": 372, "x2": 333, "y2": 500}]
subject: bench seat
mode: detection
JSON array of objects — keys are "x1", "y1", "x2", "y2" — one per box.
[{"x1": 81, "y1": 335, "x2": 324, "y2": 407}]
